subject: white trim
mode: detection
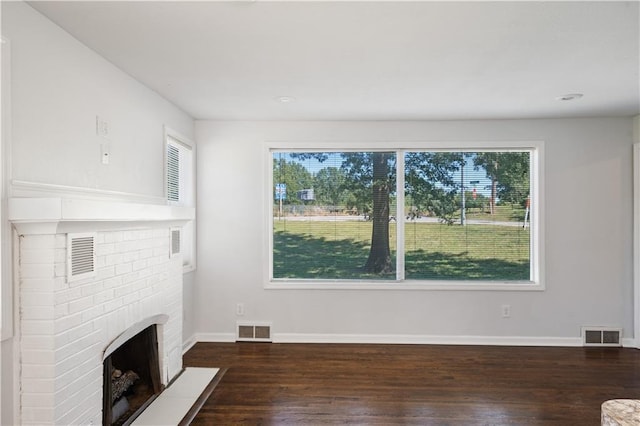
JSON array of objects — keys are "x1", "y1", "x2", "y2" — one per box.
[
  {"x1": 265, "y1": 281, "x2": 543, "y2": 291},
  {"x1": 396, "y1": 152, "x2": 406, "y2": 279},
  {"x1": 193, "y1": 332, "x2": 236, "y2": 343},
  {"x1": 192, "y1": 333, "x2": 581, "y2": 347},
  {"x1": 266, "y1": 144, "x2": 274, "y2": 286},
  {"x1": 634, "y1": 142, "x2": 640, "y2": 348},
  {"x1": 1, "y1": 36, "x2": 12, "y2": 341},
  {"x1": 10, "y1": 180, "x2": 166, "y2": 204},
  {"x1": 189, "y1": 335, "x2": 640, "y2": 347},
  {"x1": 267, "y1": 140, "x2": 543, "y2": 152},
  {"x1": 273, "y1": 333, "x2": 581, "y2": 346},
  {"x1": 182, "y1": 334, "x2": 198, "y2": 354},
  {"x1": 9, "y1": 197, "x2": 194, "y2": 235},
  {"x1": 265, "y1": 140, "x2": 545, "y2": 291}
]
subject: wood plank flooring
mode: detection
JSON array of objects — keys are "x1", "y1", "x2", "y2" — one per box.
[{"x1": 183, "y1": 342, "x2": 640, "y2": 425}]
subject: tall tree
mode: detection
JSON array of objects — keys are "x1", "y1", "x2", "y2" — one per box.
[
  {"x1": 363, "y1": 152, "x2": 393, "y2": 273},
  {"x1": 473, "y1": 153, "x2": 500, "y2": 214},
  {"x1": 405, "y1": 152, "x2": 463, "y2": 224},
  {"x1": 314, "y1": 167, "x2": 347, "y2": 206},
  {"x1": 290, "y1": 152, "x2": 396, "y2": 274},
  {"x1": 473, "y1": 152, "x2": 530, "y2": 212}
]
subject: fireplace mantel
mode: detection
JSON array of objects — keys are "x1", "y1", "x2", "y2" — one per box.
[{"x1": 8, "y1": 197, "x2": 194, "y2": 234}]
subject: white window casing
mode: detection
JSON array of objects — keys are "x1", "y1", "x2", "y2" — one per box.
[{"x1": 265, "y1": 140, "x2": 544, "y2": 291}]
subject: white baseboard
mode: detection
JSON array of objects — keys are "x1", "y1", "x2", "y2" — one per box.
[
  {"x1": 183, "y1": 335, "x2": 640, "y2": 350},
  {"x1": 182, "y1": 334, "x2": 198, "y2": 354},
  {"x1": 192, "y1": 332, "x2": 236, "y2": 343},
  {"x1": 186, "y1": 333, "x2": 640, "y2": 348},
  {"x1": 188, "y1": 332, "x2": 584, "y2": 347},
  {"x1": 272, "y1": 333, "x2": 583, "y2": 346}
]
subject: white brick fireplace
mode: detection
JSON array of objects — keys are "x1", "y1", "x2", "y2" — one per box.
[{"x1": 10, "y1": 197, "x2": 194, "y2": 425}]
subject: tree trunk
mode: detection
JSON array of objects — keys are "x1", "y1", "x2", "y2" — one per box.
[{"x1": 364, "y1": 153, "x2": 393, "y2": 274}]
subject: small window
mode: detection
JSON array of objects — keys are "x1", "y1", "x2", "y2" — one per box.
[
  {"x1": 165, "y1": 131, "x2": 195, "y2": 207},
  {"x1": 165, "y1": 127, "x2": 196, "y2": 272}
]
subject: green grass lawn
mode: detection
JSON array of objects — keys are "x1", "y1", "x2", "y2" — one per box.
[
  {"x1": 274, "y1": 219, "x2": 530, "y2": 281},
  {"x1": 463, "y1": 203, "x2": 527, "y2": 222}
]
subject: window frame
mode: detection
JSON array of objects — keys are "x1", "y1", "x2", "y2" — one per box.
[
  {"x1": 265, "y1": 140, "x2": 544, "y2": 291},
  {"x1": 164, "y1": 126, "x2": 196, "y2": 273}
]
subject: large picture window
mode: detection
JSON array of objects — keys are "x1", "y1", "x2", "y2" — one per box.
[{"x1": 269, "y1": 144, "x2": 542, "y2": 289}]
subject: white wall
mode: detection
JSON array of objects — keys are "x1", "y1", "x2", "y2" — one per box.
[
  {"x1": 1, "y1": 2, "x2": 195, "y2": 423},
  {"x1": 194, "y1": 118, "x2": 635, "y2": 344},
  {"x1": 2, "y1": 2, "x2": 194, "y2": 197}
]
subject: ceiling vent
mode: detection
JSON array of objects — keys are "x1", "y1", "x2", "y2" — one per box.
[
  {"x1": 237, "y1": 322, "x2": 272, "y2": 342},
  {"x1": 582, "y1": 327, "x2": 622, "y2": 347},
  {"x1": 67, "y1": 233, "x2": 96, "y2": 282}
]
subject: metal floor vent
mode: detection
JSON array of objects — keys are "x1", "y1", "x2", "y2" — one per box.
[
  {"x1": 236, "y1": 322, "x2": 272, "y2": 342},
  {"x1": 582, "y1": 327, "x2": 622, "y2": 347}
]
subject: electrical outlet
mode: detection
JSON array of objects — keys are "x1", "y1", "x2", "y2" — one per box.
[
  {"x1": 501, "y1": 304, "x2": 511, "y2": 318},
  {"x1": 236, "y1": 303, "x2": 245, "y2": 316},
  {"x1": 100, "y1": 142, "x2": 110, "y2": 164}
]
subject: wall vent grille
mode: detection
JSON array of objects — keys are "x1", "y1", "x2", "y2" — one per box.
[
  {"x1": 170, "y1": 228, "x2": 181, "y2": 256},
  {"x1": 67, "y1": 233, "x2": 96, "y2": 282},
  {"x1": 582, "y1": 327, "x2": 622, "y2": 347},
  {"x1": 236, "y1": 322, "x2": 272, "y2": 342}
]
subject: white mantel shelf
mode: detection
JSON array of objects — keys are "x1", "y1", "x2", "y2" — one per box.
[{"x1": 9, "y1": 197, "x2": 195, "y2": 234}]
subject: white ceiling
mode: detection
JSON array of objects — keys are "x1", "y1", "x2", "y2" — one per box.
[{"x1": 29, "y1": 1, "x2": 640, "y2": 121}]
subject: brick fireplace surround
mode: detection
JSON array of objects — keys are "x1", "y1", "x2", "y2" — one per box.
[{"x1": 10, "y1": 197, "x2": 193, "y2": 425}]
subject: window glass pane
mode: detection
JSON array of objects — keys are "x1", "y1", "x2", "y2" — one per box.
[
  {"x1": 273, "y1": 151, "x2": 396, "y2": 280},
  {"x1": 404, "y1": 151, "x2": 531, "y2": 281}
]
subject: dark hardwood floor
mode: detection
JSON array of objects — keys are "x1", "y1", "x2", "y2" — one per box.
[{"x1": 183, "y1": 342, "x2": 640, "y2": 425}]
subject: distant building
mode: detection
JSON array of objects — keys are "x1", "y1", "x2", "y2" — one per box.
[{"x1": 297, "y1": 189, "x2": 315, "y2": 201}]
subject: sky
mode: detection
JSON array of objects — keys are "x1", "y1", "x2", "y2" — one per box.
[{"x1": 274, "y1": 151, "x2": 493, "y2": 197}]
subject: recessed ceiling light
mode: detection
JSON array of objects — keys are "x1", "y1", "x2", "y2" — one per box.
[
  {"x1": 556, "y1": 93, "x2": 583, "y2": 101},
  {"x1": 276, "y1": 96, "x2": 295, "y2": 103}
]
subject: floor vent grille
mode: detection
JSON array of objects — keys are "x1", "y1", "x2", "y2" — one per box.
[
  {"x1": 236, "y1": 322, "x2": 272, "y2": 342},
  {"x1": 582, "y1": 327, "x2": 622, "y2": 347}
]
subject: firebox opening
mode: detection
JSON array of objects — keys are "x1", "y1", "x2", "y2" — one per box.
[{"x1": 103, "y1": 325, "x2": 163, "y2": 426}]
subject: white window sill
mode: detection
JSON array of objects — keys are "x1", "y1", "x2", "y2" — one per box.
[{"x1": 266, "y1": 280, "x2": 544, "y2": 291}]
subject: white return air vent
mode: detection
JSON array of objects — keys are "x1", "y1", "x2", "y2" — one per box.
[
  {"x1": 237, "y1": 322, "x2": 272, "y2": 342},
  {"x1": 170, "y1": 228, "x2": 181, "y2": 257},
  {"x1": 67, "y1": 233, "x2": 96, "y2": 282},
  {"x1": 582, "y1": 327, "x2": 622, "y2": 347}
]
